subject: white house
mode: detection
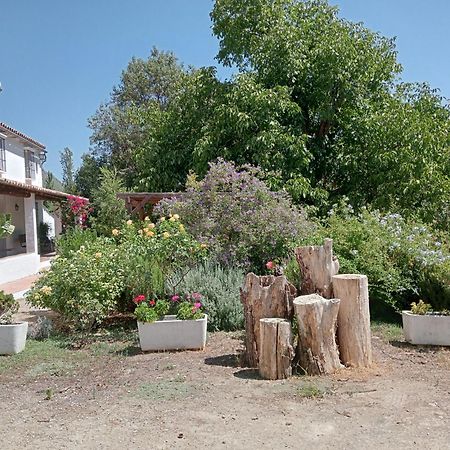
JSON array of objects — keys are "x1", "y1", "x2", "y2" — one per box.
[{"x1": 0, "y1": 122, "x2": 67, "y2": 284}]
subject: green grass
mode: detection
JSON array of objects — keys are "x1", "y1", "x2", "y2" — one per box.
[
  {"x1": 0, "y1": 325, "x2": 138, "y2": 378},
  {"x1": 371, "y1": 320, "x2": 403, "y2": 342},
  {"x1": 295, "y1": 382, "x2": 329, "y2": 399},
  {"x1": 133, "y1": 376, "x2": 195, "y2": 401}
]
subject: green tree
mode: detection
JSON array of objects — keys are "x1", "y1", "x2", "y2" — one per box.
[
  {"x1": 90, "y1": 167, "x2": 129, "y2": 236},
  {"x1": 59, "y1": 147, "x2": 77, "y2": 194},
  {"x1": 75, "y1": 154, "x2": 102, "y2": 199}
]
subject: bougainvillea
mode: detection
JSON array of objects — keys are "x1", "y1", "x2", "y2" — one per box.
[{"x1": 62, "y1": 195, "x2": 92, "y2": 229}]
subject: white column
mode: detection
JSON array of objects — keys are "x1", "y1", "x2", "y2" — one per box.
[{"x1": 24, "y1": 193, "x2": 38, "y2": 254}]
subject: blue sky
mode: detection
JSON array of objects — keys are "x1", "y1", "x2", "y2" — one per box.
[{"x1": 1, "y1": 0, "x2": 449, "y2": 178}]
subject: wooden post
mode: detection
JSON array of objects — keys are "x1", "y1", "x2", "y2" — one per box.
[
  {"x1": 259, "y1": 318, "x2": 294, "y2": 380},
  {"x1": 293, "y1": 294, "x2": 342, "y2": 375},
  {"x1": 332, "y1": 274, "x2": 372, "y2": 368},
  {"x1": 295, "y1": 238, "x2": 339, "y2": 298},
  {"x1": 240, "y1": 273, "x2": 296, "y2": 367}
]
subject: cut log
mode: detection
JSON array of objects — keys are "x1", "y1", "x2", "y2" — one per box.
[
  {"x1": 259, "y1": 318, "x2": 294, "y2": 380},
  {"x1": 332, "y1": 274, "x2": 372, "y2": 368},
  {"x1": 293, "y1": 294, "x2": 342, "y2": 375},
  {"x1": 240, "y1": 273, "x2": 296, "y2": 367},
  {"x1": 295, "y1": 238, "x2": 339, "y2": 298}
]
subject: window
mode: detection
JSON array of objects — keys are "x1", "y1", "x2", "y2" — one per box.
[
  {"x1": 25, "y1": 149, "x2": 35, "y2": 179},
  {"x1": 0, "y1": 137, "x2": 5, "y2": 172}
]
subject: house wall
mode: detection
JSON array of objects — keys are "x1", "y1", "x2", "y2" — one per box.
[
  {"x1": 0, "y1": 252, "x2": 40, "y2": 284},
  {"x1": 0, "y1": 134, "x2": 43, "y2": 187}
]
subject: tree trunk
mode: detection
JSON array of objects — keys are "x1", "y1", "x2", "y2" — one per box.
[
  {"x1": 295, "y1": 238, "x2": 339, "y2": 298},
  {"x1": 293, "y1": 294, "x2": 342, "y2": 375},
  {"x1": 259, "y1": 318, "x2": 294, "y2": 380},
  {"x1": 332, "y1": 274, "x2": 372, "y2": 368},
  {"x1": 240, "y1": 273, "x2": 296, "y2": 367}
]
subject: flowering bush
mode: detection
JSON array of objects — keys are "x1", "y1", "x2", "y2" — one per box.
[
  {"x1": 156, "y1": 159, "x2": 313, "y2": 272},
  {"x1": 118, "y1": 215, "x2": 208, "y2": 300},
  {"x1": 62, "y1": 195, "x2": 92, "y2": 229},
  {"x1": 133, "y1": 292, "x2": 205, "y2": 323},
  {"x1": 306, "y1": 204, "x2": 450, "y2": 314},
  {"x1": 27, "y1": 238, "x2": 125, "y2": 330}
]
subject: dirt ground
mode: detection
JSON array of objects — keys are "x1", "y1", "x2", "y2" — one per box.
[{"x1": 0, "y1": 327, "x2": 449, "y2": 450}]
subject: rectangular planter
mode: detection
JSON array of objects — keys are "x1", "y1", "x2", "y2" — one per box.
[
  {"x1": 0, "y1": 322, "x2": 28, "y2": 355},
  {"x1": 402, "y1": 311, "x2": 450, "y2": 346},
  {"x1": 137, "y1": 314, "x2": 207, "y2": 351}
]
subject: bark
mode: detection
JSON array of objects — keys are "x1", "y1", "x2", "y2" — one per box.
[
  {"x1": 259, "y1": 318, "x2": 294, "y2": 380},
  {"x1": 295, "y1": 238, "x2": 339, "y2": 298},
  {"x1": 240, "y1": 273, "x2": 296, "y2": 367},
  {"x1": 294, "y1": 294, "x2": 342, "y2": 375},
  {"x1": 332, "y1": 274, "x2": 373, "y2": 368}
]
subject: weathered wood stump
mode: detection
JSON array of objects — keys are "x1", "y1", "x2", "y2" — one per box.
[
  {"x1": 332, "y1": 274, "x2": 372, "y2": 368},
  {"x1": 294, "y1": 294, "x2": 342, "y2": 375},
  {"x1": 240, "y1": 273, "x2": 296, "y2": 367},
  {"x1": 295, "y1": 238, "x2": 339, "y2": 298},
  {"x1": 259, "y1": 318, "x2": 294, "y2": 380}
]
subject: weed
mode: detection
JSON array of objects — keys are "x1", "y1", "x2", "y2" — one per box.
[{"x1": 371, "y1": 320, "x2": 403, "y2": 342}]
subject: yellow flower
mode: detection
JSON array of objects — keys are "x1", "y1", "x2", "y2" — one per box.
[
  {"x1": 169, "y1": 216, "x2": 176, "y2": 222},
  {"x1": 162, "y1": 231, "x2": 170, "y2": 239},
  {"x1": 179, "y1": 224, "x2": 185, "y2": 232},
  {"x1": 173, "y1": 214, "x2": 180, "y2": 220},
  {"x1": 146, "y1": 230, "x2": 155, "y2": 237},
  {"x1": 200, "y1": 243, "x2": 208, "y2": 249},
  {"x1": 148, "y1": 223, "x2": 156, "y2": 229},
  {"x1": 126, "y1": 219, "x2": 133, "y2": 226},
  {"x1": 112, "y1": 229, "x2": 120, "y2": 236},
  {"x1": 144, "y1": 216, "x2": 150, "y2": 221},
  {"x1": 95, "y1": 252, "x2": 102, "y2": 258},
  {"x1": 40, "y1": 286, "x2": 52, "y2": 295},
  {"x1": 160, "y1": 217, "x2": 166, "y2": 222}
]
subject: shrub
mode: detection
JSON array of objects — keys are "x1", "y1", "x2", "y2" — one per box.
[
  {"x1": 155, "y1": 159, "x2": 313, "y2": 272},
  {"x1": 307, "y1": 204, "x2": 450, "y2": 314},
  {"x1": 0, "y1": 290, "x2": 18, "y2": 325},
  {"x1": 173, "y1": 262, "x2": 244, "y2": 331},
  {"x1": 27, "y1": 238, "x2": 125, "y2": 330},
  {"x1": 56, "y1": 227, "x2": 99, "y2": 258}
]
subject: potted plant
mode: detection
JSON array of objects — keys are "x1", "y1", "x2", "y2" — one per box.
[
  {"x1": 0, "y1": 213, "x2": 15, "y2": 238},
  {"x1": 134, "y1": 293, "x2": 207, "y2": 351},
  {"x1": 0, "y1": 290, "x2": 28, "y2": 355},
  {"x1": 402, "y1": 300, "x2": 450, "y2": 346}
]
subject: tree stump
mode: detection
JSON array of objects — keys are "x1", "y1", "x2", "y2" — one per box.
[
  {"x1": 293, "y1": 294, "x2": 342, "y2": 375},
  {"x1": 259, "y1": 318, "x2": 294, "y2": 380},
  {"x1": 295, "y1": 238, "x2": 339, "y2": 298},
  {"x1": 240, "y1": 273, "x2": 296, "y2": 367},
  {"x1": 332, "y1": 274, "x2": 372, "y2": 367}
]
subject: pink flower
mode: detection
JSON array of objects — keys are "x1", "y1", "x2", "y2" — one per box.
[
  {"x1": 171, "y1": 295, "x2": 180, "y2": 302},
  {"x1": 149, "y1": 300, "x2": 155, "y2": 306},
  {"x1": 193, "y1": 302, "x2": 202, "y2": 309},
  {"x1": 133, "y1": 294, "x2": 146, "y2": 304},
  {"x1": 266, "y1": 261, "x2": 274, "y2": 270},
  {"x1": 192, "y1": 292, "x2": 202, "y2": 301}
]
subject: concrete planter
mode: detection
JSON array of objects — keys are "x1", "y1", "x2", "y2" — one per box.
[
  {"x1": 137, "y1": 314, "x2": 207, "y2": 351},
  {"x1": 0, "y1": 321, "x2": 28, "y2": 355},
  {"x1": 402, "y1": 311, "x2": 450, "y2": 346}
]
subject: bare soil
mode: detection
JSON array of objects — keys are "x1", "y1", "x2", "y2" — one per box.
[{"x1": 0, "y1": 329, "x2": 449, "y2": 450}]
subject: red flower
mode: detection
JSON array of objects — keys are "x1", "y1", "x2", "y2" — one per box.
[
  {"x1": 266, "y1": 261, "x2": 274, "y2": 270},
  {"x1": 149, "y1": 300, "x2": 156, "y2": 306},
  {"x1": 133, "y1": 294, "x2": 146, "y2": 304}
]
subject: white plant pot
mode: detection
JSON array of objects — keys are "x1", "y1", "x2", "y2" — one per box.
[
  {"x1": 0, "y1": 322, "x2": 28, "y2": 355},
  {"x1": 402, "y1": 311, "x2": 450, "y2": 346},
  {"x1": 137, "y1": 314, "x2": 207, "y2": 351}
]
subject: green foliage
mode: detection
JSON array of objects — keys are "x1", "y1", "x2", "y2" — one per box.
[
  {"x1": 0, "y1": 290, "x2": 18, "y2": 325},
  {"x1": 156, "y1": 159, "x2": 313, "y2": 271},
  {"x1": 75, "y1": 154, "x2": 102, "y2": 199},
  {"x1": 176, "y1": 301, "x2": 204, "y2": 320},
  {"x1": 0, "y1": 213, "x2": 14, "y2": 239},
  {"x1": 59, "y1": 147, "x2": 77, "y2": 194},
  {"x1": 27, "y1": 239, "x2": 125, "y2": 330},
  {"x1": 307, "y1": 204, "x2": 450, "y2": 313},
  {"x1": 284, "y1": 257, "x2": 301, "y2": 291},
  {"x1": 126, "y1": 256, "x2": 165, "y2": 300},
  {"x1": 173, "y1": 262, "x2": 244, "y2": 331},
  {"x1": 56, "y1": 227, "x2": 99, "y2": 258},
  {"x1": 410, "y1": 300, "x2": 432, "y2": 315},
  {"x1": 134, "y1": 302, "x2": 158, "y2": 323},
  {"x1": 90, "y1": 167, "x2": 129, "y2": 236}
]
